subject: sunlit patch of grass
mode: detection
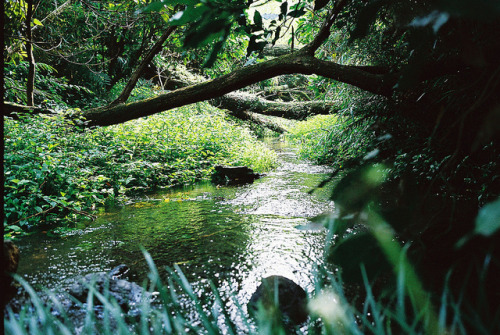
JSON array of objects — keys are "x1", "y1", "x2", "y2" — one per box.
[{"x1": 286, "y1": 114, "x2": 341, "y2": 163}]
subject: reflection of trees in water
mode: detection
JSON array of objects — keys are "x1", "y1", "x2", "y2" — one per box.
[{"x1": 108, "y1": 198, "x2": 251, "y2": 280}]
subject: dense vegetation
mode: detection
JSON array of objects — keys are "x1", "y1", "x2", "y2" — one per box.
[
  {"x1": 3, "y1": 0, "x2": 500, "y2": 334},
  {"x1": 4, "y1": 102, "x2": 277, "y2": 238}
]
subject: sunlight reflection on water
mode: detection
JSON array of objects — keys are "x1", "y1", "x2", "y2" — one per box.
[{"x1": 16, "y1": 140, "x2": 337, "y2": 328}]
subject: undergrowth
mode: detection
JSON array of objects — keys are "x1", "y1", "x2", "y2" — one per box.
[
  {"x1": 4, "y1": 103, "x2": 277, "y2": 238},
  {"x1": 286, "y1": 113, "x2": 373, "y2": 167}
]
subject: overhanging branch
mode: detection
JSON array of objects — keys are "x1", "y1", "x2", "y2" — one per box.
[{"x1": 83, "y1": 52, "x2": 394, "y2": 126}]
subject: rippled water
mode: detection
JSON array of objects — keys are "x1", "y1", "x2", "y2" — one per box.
[{"x1": 15, "y1": 139, "x2": 336, "y2": 320}]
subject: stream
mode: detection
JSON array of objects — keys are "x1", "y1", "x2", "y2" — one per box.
[{"x1": 14, "y1": 139, "x2": 336, "y2": 325}]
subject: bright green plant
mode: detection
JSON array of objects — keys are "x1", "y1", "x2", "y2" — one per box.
[
  {"x1": 4, "y1": 103, "x2": 277, "y2": 237},
  {"x1": 286, "y1": 113, "x2": 374, "y2": 166}
]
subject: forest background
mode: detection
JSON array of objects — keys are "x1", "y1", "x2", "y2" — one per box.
[{"x1": 2, "y1": 0, "x2": 500, "y2": 334}]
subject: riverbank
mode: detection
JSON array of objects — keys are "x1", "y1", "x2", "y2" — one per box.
[
  {"x1": 6, "y1": 139, "x2": 338, "y2": 333},
  {"x1": 4, "y1": 103, "x2": 278, "y2": 239}
]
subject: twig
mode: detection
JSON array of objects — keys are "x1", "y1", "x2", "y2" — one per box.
[
  {"x1": 63, "y1": 206, "x2": 97, "y2": 220},
  {"x1": 10, "y1": 205, "x2": 58, "y2": 225}
]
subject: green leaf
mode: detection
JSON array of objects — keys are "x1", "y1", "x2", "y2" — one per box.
[
  {"x1": 33, "y1": 18, "x2": 43, "y2": 26},
  {"x1": 288, "y1": 8, "x2": 306, "y2": 18},
  {"x1": 475, "y1": 198, "x2": 500, "y2": 236},
  {"x1": 203, "y1": 39, "x2": 224, "y2": 68},
  {"x1": 183, "y1": 18, "x2": 227, "y2": 49},
  {"x1": 139, "y1": 1, "x2": 166, "y2": 13},
  {"x1": 327, "y1": 232, "x2": 392, "y2": 283},
  {"x1": 170, "y1": 5, "x2": 208, "y2": 26},
  {"x1": 280, "y1": 2, "x2": 288, "y2": 17},
  {"x1": 253, "y1": 10, "x2": 263, "y2": 29},
  {"x1": 6, "y1": 225, "x2": 22, "y2": 232}
]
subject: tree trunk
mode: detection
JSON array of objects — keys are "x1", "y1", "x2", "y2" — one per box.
[
  {"x1": 26, "y1": 0, "x2": 35, "y2": 106},
  {"x1": 226, "y1": 110, "x2": 287, "y2": 134},
  {"x1": 84, "y1": 51, "x2": 395, "y2": 126},
  {"x1": 162, "y1": 69, "x2": 337, "y2": 120},
  {"x1": 214, "y1": 92, "x2": 337, "y2": 120},
  {"x1": 3, "y1": 102, "x2": 56, "y2": 118},
  {"x1": 111, "y1": 26, "x2": 176, "y2": 105}
]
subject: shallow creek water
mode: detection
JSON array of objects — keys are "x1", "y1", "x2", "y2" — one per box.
[{"x1": 15, "y1": 139, "x2": 336, "y2": 320}]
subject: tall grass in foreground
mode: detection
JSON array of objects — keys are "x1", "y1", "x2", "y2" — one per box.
[{"x1": 5, "y1": 245, "x2": 474, "y2": 335}]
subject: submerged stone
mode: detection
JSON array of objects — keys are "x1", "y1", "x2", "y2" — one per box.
[
  {"x1": 211, "y1": 165, "x2": 262, "y2": 185},
  {"x1": 68, "y1": 264, "x2": 146, "y2": 312},
  {"x1": 248, "y1": 275, "x2": 308, "y2": 325}
]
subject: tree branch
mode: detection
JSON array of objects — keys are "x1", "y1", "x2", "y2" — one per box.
[
  {"x1": 83, "y1": 52, "x2": 394, "y2": 126},
  {"x1": 214, "y1": 92, "x2": 338, "y2": 120},
  {"x1": 111, "y1": 26, "x2": 177, "y2": 105},
  {"x1": 26, "y1": 0, "x2": 36, "y2": 106},
  {"x1": 303, "y1": 0, "x2": 350, "y2": 54}
]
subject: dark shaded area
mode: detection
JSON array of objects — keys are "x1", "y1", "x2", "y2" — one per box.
[
  {"x1": 1, "y1": 241, "x2": 20, "y2": 308},
  {"x1": 248, "y1": 275, "x2": 308, "y2": 325},
  {"x1": 212, "y1": 165, "x2": 262, "y2": 186}
]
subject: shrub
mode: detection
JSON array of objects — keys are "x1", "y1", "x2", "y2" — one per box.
[{"x1": 4, "y1": 103, "x2": 278, "y2": 237}]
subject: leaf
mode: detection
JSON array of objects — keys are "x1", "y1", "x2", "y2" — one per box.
[
  {"x1": 203, "y1": 39, "x2": 224, "y2": 68},
  {"x1": 475, "y1": 198, "x2": 500, "y2": 236},
  {"x1": 6, "y1": 225, "x2": 22, "y2": 232},
  {"x1": 183, "y1": 18, "x2": 227, "y2": 49},
  {"x1": 170, "y1": 5, "x2": 208, "y2": 26},
  {"x1": 328, "y1": 232, "x2": 392, "y2": 283},
  {"x1": 288, "y1": 8, "x2": 306, "y2": 18},
  {"x1": 246, "y1": 35, "x2": 267, "y2": 57},
  {"x1": 272, "y1": 26, "x2": 281, "y2": 45},
  {"x1": 280, "y1": 2, "x2": 288, "y2": 17},
  {"x1": 253, "y1": 10, "x2": 263, "y2": 29},
  {"x1": 33, "y1": 18, "x2": 43, "y2": 26},
  {"x1": 140, "y1": 1, "x2": 166, "y2": 13},
  {"x1": 139, "y1": 0, "x2": 197, "y2": 14},
  {"x1": 314, "y1": 0, "x2": 330, "y2": 11}
]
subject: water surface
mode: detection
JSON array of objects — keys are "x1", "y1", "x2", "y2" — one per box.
[{"x1": 16, "y1": 140, "x2": 336, "y2": 316}]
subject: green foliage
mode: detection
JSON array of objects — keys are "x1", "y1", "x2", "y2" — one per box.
[
  {"x1": 4, "y1": 0, "x2": 28, "y2": 64},
  {"x1": 4, "y1": 61, "x2": 91, "y2": 108},
  {"x1": 4, "y1": 103, "x2": 277, "y2": 237},
  {"x1": 286, "y1": 111, "x2": 378, "y2": 167},
  {"x1": 286, "y1": 114, "x2": 341, "y2": 163},
  {"x1": 108, "y1": 78, "x2": 161, "y2": 103},
  {"x1": 315, "y1": 161, "x2": 500, "y2": 334}
]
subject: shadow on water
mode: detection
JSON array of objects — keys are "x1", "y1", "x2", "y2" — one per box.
[{"x1": 15, "y1": 139, "x2": 336, "y2": 316}]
